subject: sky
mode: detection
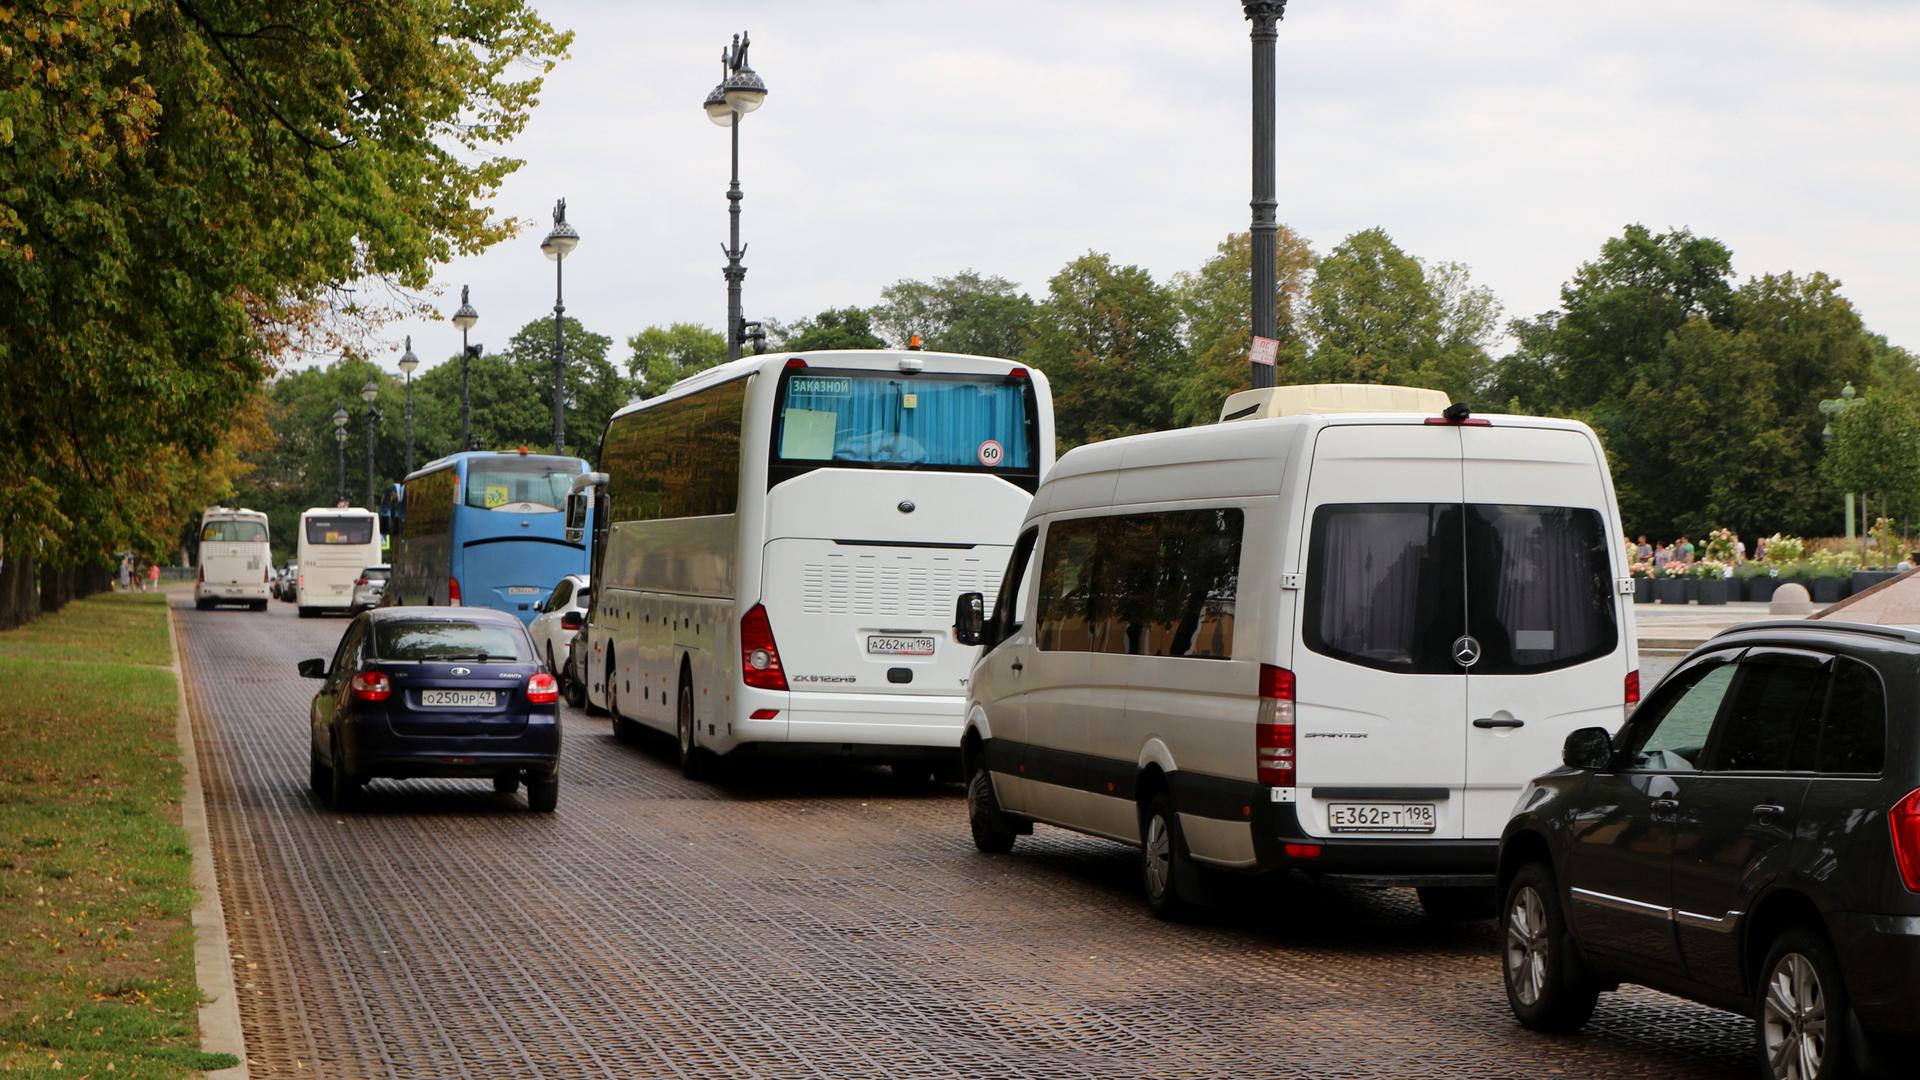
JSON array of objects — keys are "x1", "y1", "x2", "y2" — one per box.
[{"x1": 371, "y1": 0, "x2": 1920, "y2": 377}]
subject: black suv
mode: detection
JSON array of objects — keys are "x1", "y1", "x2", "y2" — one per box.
[{"x1": 1497, "y1": 621, "x2": 1919, "y2": 1080}]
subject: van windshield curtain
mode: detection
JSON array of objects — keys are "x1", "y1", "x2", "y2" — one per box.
[{"x1": 774, "y1": 372, "x2": 1033, "y2": 471}]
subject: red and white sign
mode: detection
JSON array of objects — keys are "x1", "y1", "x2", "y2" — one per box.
[
  {"x1": 1249, "y1": 335, "x2": 1280, "y2": 367},
  {"x1": 977, "y1": 440, "x2": 1005, "y2": 467}
]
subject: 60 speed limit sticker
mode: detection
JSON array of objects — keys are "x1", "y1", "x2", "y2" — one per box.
[{"x1": 977, "y1": 440, "x2": 1004, "y2": 467}]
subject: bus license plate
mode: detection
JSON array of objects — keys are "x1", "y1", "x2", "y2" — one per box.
[
  {"x1": 1327, "y1": 803, "x2": 1436, "y2": 834},
  {"x1": 420, "y1": 690, "x2": 496, "y2": 708},
  {"x1": 866, "y1": 636, "x2": 935, "y2": 657},
  {"x1": 506, "y1": 586, "x2": 542, "y2": 596}
]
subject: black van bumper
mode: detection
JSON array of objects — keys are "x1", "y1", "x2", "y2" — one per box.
[{"x1": 1248, "y1": 797, "x2": 1498, "y2": 887}]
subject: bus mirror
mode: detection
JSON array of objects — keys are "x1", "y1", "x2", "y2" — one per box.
[
  {"x1": 953, "y1": 592, "x2": 987, "y2": 647},
  {"x1": 564, "y1": 491, "x2": 588, "y2": 541}
]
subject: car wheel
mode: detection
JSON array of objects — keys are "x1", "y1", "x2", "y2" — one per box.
[
  {"x1": 1502, "y1": 861, "x2": 1599, "y2": 1033},
  {"x1": 1417, "y1": 885, "x2": 1498, "y2": 921},
  {"x1": 1757, "y1": 927, "x2": 1852, "y2": 1080},
  {"x1": 1140, "y1": 793, "x2": 1196, "y2": 920},
  {"x1": 492, "y1": 772, "x2": 520, "y2": 795},
  {"x1": 608, "y1": 658, "x2": 639, "y2": 744},
  {"x1": 309, "y1": 741, "x2": 330, "y2": 797},
  {"x1": 564, "y1": 659, "x2": 587, "y2": 708},
  {"x1": 327, "y1": 735, "x2": 360, "y2": 811},
  {"x1": 966, "y1": 762, "x2": 1017, "y2": 854},
  {"x1": 526, "y1": 773, "x2": 558, "y2": 813},
  {"x1": 676, "y1": 677, "x2": 708, "y2": 781}
]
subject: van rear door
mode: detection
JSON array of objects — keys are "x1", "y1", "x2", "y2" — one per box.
[
  {"x1": 1459, "y1": 424, "x2": 1629, "y2": 839},
  {"x1": 1292, "y1": 425, "x2": 1468, "y2": 841}
]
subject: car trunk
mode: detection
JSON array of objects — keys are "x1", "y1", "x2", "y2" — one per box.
[{"x1": 376, "y1": 661, "x2": 534, "y2": 737}]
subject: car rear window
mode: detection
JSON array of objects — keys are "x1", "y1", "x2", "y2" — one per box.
[
  {"x1": 362, "y1": 567, "x2": 390, "y2": 581},
  {"x1": 373, "y1": 621, "x2": 530, "y2": 662}
]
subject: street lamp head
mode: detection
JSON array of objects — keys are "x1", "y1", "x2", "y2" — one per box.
[
  {"x1": 707, "y1": 31, "x2": 766, "y2": 122},
  {"x1": 703, "y1": 82, "x2": 734, "y2": 125},
  {"x1": 334, "y1": 426, "x2": 347, "y2": 445},
  {"x1": 542, "y1": 197, "x2": 579, "y2": 260},
  {"x1": 331, "y1": 404, "x2": 349, "y2": 430},
  {"x1": 360, "y1": 377, "x2": 378, "y2": 405},
  {"x1": 451, "y1": 284, "x2": 479, "y2": 331},
  {"x1": 398, "y1": 335, "x2": 419, "y2": 376}
]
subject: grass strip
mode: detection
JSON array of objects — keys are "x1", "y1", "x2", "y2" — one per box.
[{"x1": 0, "y1": 593, "x2": 237, "y2": 1076}]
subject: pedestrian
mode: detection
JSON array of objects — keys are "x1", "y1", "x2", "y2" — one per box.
[
  {"x1": 1678, "y1": 535, "x2": 1695, "y2": 564},
  {"x1": 1635, "y1": 535, "x2": 1652, "y2": 561},
  {"x1": 1733, "y1": 536, "x2": 1747, "y2": 564},
  {"x1": 1901, "y1": 551, "x2": 1919, "y2": 573},
  {"x1": 118, "y1": 555, "x2": 131, "y2": 592},
  {"x1": 146, "y1": 561, "x2": 160, "y2": 592},
  {"x1": 1755, "y1": 535, "x2": 1768, "y2": 562},
  {"x1": 1654, "y1": 543, "x2": 1670, "y2": 570}
]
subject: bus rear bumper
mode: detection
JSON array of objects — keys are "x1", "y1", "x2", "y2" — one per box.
[{"x1": 727, "y1": 690, "x2": 964, "y2": 753}]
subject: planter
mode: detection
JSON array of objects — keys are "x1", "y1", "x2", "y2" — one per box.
[
  {"x1": 1633, "y1": 578, "x2": 1655, "y2": 604},
  {"x1": 1695, "y1": 578, "x2": 1730, "y2": 605},
  {"x1": 1745, "y1": 577, "x2": 1780, "y2": 603},
  {"x1": 1810, "y1": 578, "x2": 1847, "y2": 604},
  {"x1": 1684, "y1": 579, "x2": 1700, "y2": 604},
  {"x1": 1852, "y1": 570, "x2": 1899, "y2": 595},
  {"x1": 1655, "y1": 578, "x2": 1690, "y2": 604}
]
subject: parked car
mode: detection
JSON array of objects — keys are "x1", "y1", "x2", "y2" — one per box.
[
  {"x1": 564, "y1": 617, "x2": 596, "y2": 711},
  {"x1": 274, "y1": 562, "x2": 299, "y2": 601},
  {"x1": 527, "y1": 574, "x2": 590, "y2": 680},
  {"x1": 954, "y1": 385, "x2": 1637, "y2": 918},
  {"x1": 298, "y1": 608, "x2": 561, "y2": 812},
  {"x1": 1497, "y1": 619, "x2": 1920, "y2": 1080},
  {"x1": 350, "y1": 564, "x2": 389, "y2": 613}
]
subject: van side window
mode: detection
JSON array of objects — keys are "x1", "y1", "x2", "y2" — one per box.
[
  {"x1": 1035, "y1": 519, "x2": 1103, "y2": 652},
  {"x1": 1816, "y1": 657, "x2": 1886, "y2": 775},
  {"x1": 1304, "y1": 503, "x2": 1464, "y2": 674},
  {"x1": 1035, "y1": 509, "x2": 1243, "y2": 659}
]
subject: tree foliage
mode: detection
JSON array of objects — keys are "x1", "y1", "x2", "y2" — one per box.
[
  {"x1": 1021, "y1": 252, "x2": 1184, "y2": 446},
  {"x1": 1173, "y1": 229, "x2": 1314, "y2": 428},
  {"x1": 871, "y1": 271, "x2": 1035, "y2": 358},
  {"x1": 779, "y1": 307, "x2": 886, "y2": 352},
  {"x1": 627, "y1": 322, "x2": 727, "y2": 399}
]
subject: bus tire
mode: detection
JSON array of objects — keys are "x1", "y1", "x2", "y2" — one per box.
[
  {"x1": 608, "y1": 657, "x2": 639, "y2": 745},
  {"x1": 676, "y1": 675, "x2": 708, "y2": 781}
]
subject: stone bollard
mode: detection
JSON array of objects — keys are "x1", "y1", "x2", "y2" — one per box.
[{"x1": 1770, "y1": 582, "x2": 1817, "y2": 615}]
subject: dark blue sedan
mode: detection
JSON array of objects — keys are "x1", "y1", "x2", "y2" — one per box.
[{"x1": 299, "y1": 607, "x2": 561, "y2": 811}]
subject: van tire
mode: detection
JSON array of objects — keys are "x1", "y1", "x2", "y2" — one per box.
[
  {"x1": 676, "y1": 676, "x2": 709, "y2": 781},
  {"x1": 1501, "y1": 861, "x2": 1598, "y2": 1033},
  {"x1": 1418, "y1": 885, "x2": 1498, "y2": 921},
  {"x1": 966, "y1": 765, "x2": 1017, "y2": 854},
  {"x1": 1140, "y1": 794, "x2": 1196, "y2": 921}
]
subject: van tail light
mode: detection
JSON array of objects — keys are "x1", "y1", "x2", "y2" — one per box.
[
  {"x1": 1624, "y1": 670, "x2": 1641, "y2": 704},
  {"x1": 448, "y1": 576, "x2": 461, "y2": 607},
  {"x1": 1255, "y1": 664, "x2": 1296, "y2": 788},
  {"x1": 740, "y1": 603, "x2": 788, "y2": 691},
  {"x1": 526, "y1": 672, "x2": 559, "y2": 704},
  {"x1": 350, "y1": 672, "x2": 392, "y2": 702},
  {"x1": 1891, "y1": 788, "x2": 1920, "y2": 892}
]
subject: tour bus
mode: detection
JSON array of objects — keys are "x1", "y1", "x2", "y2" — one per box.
[
  {"x1": 377, "y1": 483, "x2": 403, "y2": 561},
  {"x1": 385, "y1": 450, "x2": 591, "y2": 624},
  {"x1": 579, "y1": 349, "x2": 1054, "y2": 778},
  {"x1": 295, "y1": 507, "x2": 383, "y2": 617},
  {"x1": 953, "y1": 383, "x2": 1638, "y2": 918},
  {"x1": 194, "y1": 506, "x2": 272, "y2": 611}
]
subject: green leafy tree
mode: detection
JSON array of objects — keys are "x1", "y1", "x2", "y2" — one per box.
[
  {"x1": 780, "y1": 307, "x2": 886, "y2": 352},
  {"x1": 627, "y1": 323, "x2": 728, "y2": 399},
  {"x1": 1172, "y1": 229, "x2": 1314, "y2": 427},
  {"x1": 871, "y1": 271, "x2": 1036, "y2": 358},
  {"x1": 497, "y1": 316, "x2": 628, "y2": 453},
  {"x1": 1820, "y1": 389, "x2": 1920, "y2": 549},
  {"x1": 1301, "y1": 228, "x2": 1495, "y2": 400},
  {"x1": 1022, "y1": 252, "x2": 1185, "y2": 448}
]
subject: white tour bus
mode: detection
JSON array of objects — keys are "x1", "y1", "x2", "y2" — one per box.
[
  {"x1": 954, "y1": 384, "x2": 1638, "y2": 918},
  {"x1": 194, "y1": 506, "x2": 272, "y2": 611},
  {"x1": 295, "y1": 507, "x2": 382, "y2": 618},
  {"x1": 579, "y1": 349, "x2": 1055, "y2": 778}
]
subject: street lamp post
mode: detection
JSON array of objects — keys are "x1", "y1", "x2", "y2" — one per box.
[
  {"x1": 1243, "y1": 1, "x2": 1287, "y2": 390},
  {"x1": 541, "y1": 200, "x2": 579, "y2": 454},
  {"x1": 398, "y1": 337, "x2": 419, "y2": 474},
  {"x1": 1820, "y1": 382, "x2": 1862, "y2": 541},
  {"x1": 451, "y1": 286, "x2": 478, "y2": 450},
  {"x1": 331, "y1": 405, "x2": 349, "y2": 505},
  {"x1": 704, "y1": 32, "x2": 768, "y2": 362},
  {"x1": 360, "y1": 376, "x2": 382, "y2": 510}
]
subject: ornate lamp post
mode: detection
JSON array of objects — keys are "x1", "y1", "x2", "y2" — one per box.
[
  {"x1": 360, "y1": 376, "x2": 382, "y2": 510},
  {"x1": 1243, "y1": 1, "x2": 1287, "y2": 390},
  {"x1": 1821, "y1": 382, "x2": 1862, "y2": 541},
  {"x1": 331, "y1": 405, "x2": 349, "y2": 505},
  {"x1": 703, "y1": 32, "x2": 768, "y2": 362},
  {"x1": 540, "y1": 200, "x2": 579, "y2": 453},
  {"x1": 450, "y1": 286, "x2": 479, "y2": 450},
  {"x1": 398, "y1": 337, "x2": 419, "y2": 474}
]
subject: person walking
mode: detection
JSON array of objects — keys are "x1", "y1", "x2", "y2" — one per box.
[
  {"x1": 118, "y1": 555, "x2": 132, "y2": 592},
  {"x1": 146, "y1": 561, "x2": 160, "y2": 593}
]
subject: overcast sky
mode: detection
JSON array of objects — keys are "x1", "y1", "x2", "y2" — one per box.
[{"x1": 370, "y1": 0, "x2": 1920, "y2": 378}]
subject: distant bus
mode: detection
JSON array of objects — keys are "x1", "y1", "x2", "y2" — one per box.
[
  {"x1": 194, "y1": 506, "x2": 271, "y2": 611},
  {"x1": 296, "y1": 507, "x2": 382, "y2": 617},
  {"x1": 386, "y1": 451, "x2": 591, "y2": 624},
  {"x1": 580, "y1": 349, "x2": 1055, "y2": 778},
  {"x1": 377, "y1": 483, "x2": 403, "y2": 560}
]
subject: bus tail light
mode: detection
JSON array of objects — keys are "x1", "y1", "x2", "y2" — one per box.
[
  {"x1": 350, "y1": 672, "x2": 392, "y2": 702},
  {"x1": 448, "y1": 576, "x2": 461, "y2": 606},
  {"x1": 1891, "y1": 788, "x2": 1920, "y2": 892},
  {"x1": 740, "y1": 604, "x2": 788, "y2": 691},
  {"x1": 197, "y1": 566, "x2": 204, "y2": 583},
  {"x1": 1255, "y1": 664, "x2": 1295, "y2": 788},
  {"x1": 526, "y1": 673, "x2": 559, "y2": 704}
]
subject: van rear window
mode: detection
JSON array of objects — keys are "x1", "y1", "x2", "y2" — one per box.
[{"x1": 1464, "y1": 505, "x2": 1617, "y2": 673}]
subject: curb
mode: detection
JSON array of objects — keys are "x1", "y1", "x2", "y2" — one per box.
[{"x1": 165, "y1": 600, "x2": 250, "y2": 1079}]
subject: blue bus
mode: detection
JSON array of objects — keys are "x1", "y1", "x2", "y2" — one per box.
[{"x1": 386, "y1": 451, "x2": 591, "y2": 623}]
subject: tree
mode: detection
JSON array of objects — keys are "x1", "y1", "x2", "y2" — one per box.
[
  {"x1": 627, "y1": 323, "x2": 728, "y2": 399},
  {"x1": 1821, "y1": 389, "x2": 1920, "y2": 546},
  {"x1": 780, "y1": 307, "x2": 886, "y2": 352},
  {"x1": 497, "y1": 316, "x2": 628, "y2": 452},
  {"x1": 1022, "y1": 252, "x2": 1185, "y2": 448},
  {"x1": 1300, "y1": 228, "x2": 1495, "y2": 400},
  {"x1": 1171, "y1": 229, "x2": 1314, "y2": 428},
  {"x1": 871, "y1": 271, "x2": 1036, "y2": 358}
]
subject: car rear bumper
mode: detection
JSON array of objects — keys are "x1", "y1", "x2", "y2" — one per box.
[
  {"x1": 1831, "y1": 911, "x2": 1920, "y2": 1035},
  {"x1": 342, "y1": 718, "x2": 560, "y2": 780}
]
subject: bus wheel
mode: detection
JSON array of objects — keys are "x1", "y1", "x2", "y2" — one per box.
[
  {"x1": 676, "y1": 677, "x2": 709, "y2": 781},
  {"x1": 608, "y1": 658, "x2": 639, "y2": 745}
]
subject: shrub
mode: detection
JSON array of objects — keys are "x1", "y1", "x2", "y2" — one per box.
[{"x1": 1761, "y1": 533, "x2": 1805, "y2": 562}]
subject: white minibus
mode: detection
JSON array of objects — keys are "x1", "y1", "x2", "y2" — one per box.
[
  {"x1": 295, "y1": 507, "x2": 382, "y2": 618},
  {"x1": 580, "y1": 349, "x2": 1054, "y2": 778},
  {"x1": 955, "y1": 384, "x2": 1637, "y2": 918},
  {"x1": 194, "y1": 507, "x2": 272, "y2": 611}
]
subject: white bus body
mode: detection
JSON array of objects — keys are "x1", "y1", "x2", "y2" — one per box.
[
  {"x1": 194, "y1": 507, "x2": 272, "y2": 610},
  {"x1": 295, "y1": 508, "x2": 382, "y2": 618},
  {"x1": 586, "y1": 350, "x2": 1055, "y2": 772}
]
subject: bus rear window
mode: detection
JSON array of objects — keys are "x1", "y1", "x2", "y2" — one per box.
[
  {"x1": 773, "y1": 370, "x2": 1035, "y2": 473},
  {"x1": 203, "y1": 520, "x2": 268, "y2": 543},
  {"x1": 466, "y1": 455, "x2": 579, "y2": 512},
  {"x1": 305, "y1": 518, "x2": 374, "y2": 545}
]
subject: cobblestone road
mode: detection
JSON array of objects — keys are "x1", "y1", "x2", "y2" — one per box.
[{"x1": 177, "y1": 599, "x2": 1751, "y2": 1079}]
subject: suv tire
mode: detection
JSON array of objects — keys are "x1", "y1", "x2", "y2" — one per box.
[
  {"x1": 1501, "y1": 861, "x2": 1598, "y2": 1033},
  {"x1": 1756, "y1": 926, "x2": 1852, "y2": 1080}
]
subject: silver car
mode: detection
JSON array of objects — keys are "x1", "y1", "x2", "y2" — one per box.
[{"x1": 350, "y1": 564, "x2": 390, "y2": 613}]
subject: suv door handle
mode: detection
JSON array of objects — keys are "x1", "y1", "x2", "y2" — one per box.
[
  {"x1": 1652, "y1": 797, "x2": 1679, "y2": 821},
  {"x1": 1472, "y1": 717, "x2": 1524, "y2": 729},
  {"x1": 1752, "y1": 803, "x2": 1787, "y2": 822}
]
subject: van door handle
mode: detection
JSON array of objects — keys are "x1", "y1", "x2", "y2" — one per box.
[
  {"x1": 1009, "y1": 659, "x2": 1024, "y2": 674},
  {"x1": 1472, "y1": 717, "x2": 1524, "y2": 729}
]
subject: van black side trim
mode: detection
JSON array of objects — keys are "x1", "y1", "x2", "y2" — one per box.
[
  {"x1": 1311, "y1": 786, "x2": 1451, "y2": 801},
  {"x1": 977, "y1": 736, "x2": 1255, "y2": 821},
  {"x1": 832, "y1": 539, "x2": 977, "y2": 550}
]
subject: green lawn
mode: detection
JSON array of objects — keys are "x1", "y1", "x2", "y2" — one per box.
[{"x1": 0, "y1": 593, "x2": 236, "y2": 1076}]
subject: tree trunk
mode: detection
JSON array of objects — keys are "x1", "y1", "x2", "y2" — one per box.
[
  {"x1": 38, "y1": 561, "x2": 71, "y2": 614},
  {"x1": 0, "y1": 542, "x2": 36, "y2": 630}
]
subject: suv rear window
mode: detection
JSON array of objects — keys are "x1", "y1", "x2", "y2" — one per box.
[
  {"x1": 373, "y1": 621, "x2": 530, "y2": 662},
  {"x1": 1818, "y1": 657, "x2": 1885, "y2": 774}
]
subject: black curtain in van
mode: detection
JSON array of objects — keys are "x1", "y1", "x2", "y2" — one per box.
[
  {"x1": 1464, "y1": 505, "x2": 1617, "y2": 674},
  {"x1": 1304, "y1": 504, "x2": 1465, "y2": 675}
]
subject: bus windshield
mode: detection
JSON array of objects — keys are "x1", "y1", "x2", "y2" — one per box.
[
  {"x1": 772, "y1": 370, "x2": 1035, "y2": 473},
  {"x1": 465, "y1": 455, "x2": 578, "y2": 512},
  {"x1": 203, "y1": 520, "x2": 267, "y2": 543},
  {"x1": 305, "y1": 517, "x2": 374, "y2": 545}
]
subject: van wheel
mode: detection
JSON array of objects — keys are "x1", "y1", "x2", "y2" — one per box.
[
  {"x1": 676, "y1": 678, "x2": 709, "y2": 781},
  {"x1": 1140, "y1": 794, "x2": 1196, "y2": 920},
  {"x1": 1502, "y1": 861, "x2": 1598, "y2": 1032},
  {"x1": 966, "y1": 764, "x2": 1017, "y2": 854},
  {"x1": 492, "y1": 773, "x2": 519, "y2": 795},
  {"x1": 1756, "y1": 927, "x2": 1851, "y2": 1080},
  {"x1": 525, "y1": 773, "x2": 559, "y2": 814},
  {"x1": 1418, "y1": 885, "x2": 1498, "y2": 921}
]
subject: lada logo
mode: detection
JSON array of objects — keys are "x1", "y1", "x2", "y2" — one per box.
[{"x1": 450, "y1": 666, "x2": 472, "y2": 676}]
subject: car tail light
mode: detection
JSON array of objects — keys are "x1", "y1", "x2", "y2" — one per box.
[
  {"x1": 749, "y1": 708, "x2": 779, "y2": 720},
  {"x1": 560, "y1": 612, "x2": 583, "y2": 631},
  {"x1": 1255, "y1": 664, "x2": 1295, "y2": 788},
  {"x1": 740, "y1": 603, "x2": 787, "y2": 691},
  {"x1": 355, "y1": 577, "x2": 368, "y2": 587},
  {"x1": 448, "y1": 576, "x2": 461, "y2": 607},
  {"x1": 527, "y1": 672, "x2": 559, "y2": 704},
  {"x1": 1891, "y1": 788, "x2": 1920, "y2": 892},
  {"x1": 350, "y1": 672, "x2": 392, "y2": 702}
]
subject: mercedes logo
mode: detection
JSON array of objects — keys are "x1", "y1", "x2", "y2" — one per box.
[
  {"x1": 1451, "y1": 636, "x2": 1481, "y2": 668},
  {"x1": 450, "y1": 666, "x2": 472, "y2": 676}
]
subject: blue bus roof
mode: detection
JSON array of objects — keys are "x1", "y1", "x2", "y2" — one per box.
[{"x1": 403, "y1": 451, "x2": 589, "y2": 484}]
